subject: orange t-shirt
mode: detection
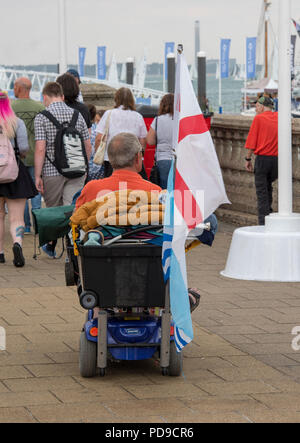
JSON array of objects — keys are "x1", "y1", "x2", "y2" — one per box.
[
  {"x1": 245, "y1": 111, "x2": 278, "y2": 156},
  {"x1": 76, "y1": 170, "x2": 162, "y2": 208}
]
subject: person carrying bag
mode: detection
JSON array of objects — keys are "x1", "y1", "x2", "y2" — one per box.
[
  {"x1": 146, "y1": 93, "x2": 174, "y2": 189},
  {"x1": 149, "y1": 117, "x2": 160, "y2": 186},
  {"x1": 94, "y1": 88, "x2": 148, "y2": 178},
  {"x1": 93, "y1": 111, "x2": 112, "y2": 166},
  {"x1": 0, "y1": 133, "x2": 19, "y2": 184},
  {"x1": 0, "y1": 91, "x2": 38, "y2": 267}
]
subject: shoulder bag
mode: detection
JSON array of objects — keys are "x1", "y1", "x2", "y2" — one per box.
[
  {"x1": 0, "y1": 131, "x2": 19, "y2": 184},
  {"x1": 149, "y1": 117, "x2": 160, "y2": 185},
  {"x1": 93, "y1": 111, "x2": 112, "y2": 166}
]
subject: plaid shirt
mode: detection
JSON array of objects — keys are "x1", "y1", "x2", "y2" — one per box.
[{"x1": 34, "y1": 101, "x2": 90, "y2": 177}]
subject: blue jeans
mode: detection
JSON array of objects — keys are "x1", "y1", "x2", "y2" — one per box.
[
  {"x1": 157, "y1": 160, "x2": 172, "y2": 190},
  {"x1": 24, "y1": 166, "x2": 42, "y2": 229}
]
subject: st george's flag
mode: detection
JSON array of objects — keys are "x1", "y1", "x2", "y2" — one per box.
[{"x1": 162, "y1": 49, "x2": 229, "y2": 353}]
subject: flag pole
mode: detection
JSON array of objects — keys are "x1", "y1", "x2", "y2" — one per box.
[
  {"x1": 277, "y1": 0, "x2": 293, "y2": 216},
  {"x1": 244, "y1": 37, "x2": 247, "y2": 112},
  {"x1": 173, "y1": 44, "x2": 183, "y2": 176},
  {"x1": 58, "y1": 0, "x2": 67, "y2": 74},
  {"x1": 219, "y1": 62, "x2": 222, "y2": 114},
  {"x1": 161, "y1": 44, "x2": 184, "y2": 368},
  {"x1": 163, "y1": 42, "x2": 166, "y2": 93},
  {"x1": 219, "y1": 39, "x2": 222, "y2": 114}
]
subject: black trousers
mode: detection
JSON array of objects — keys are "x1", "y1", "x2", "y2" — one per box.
[{"x1": 254, "y1": 155, "x2": 278, "y2": 225}]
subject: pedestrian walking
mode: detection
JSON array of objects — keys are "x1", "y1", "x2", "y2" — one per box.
[
  {"x1": 94, "y1": 87, "x2": 147, "y2": 178},
  {"x1": 66, "y1": 69, "x2": 84, "y2": 102},
  {"x1": 12, "y1": 77, "x2": 44, "y2": 234},
  {"x1": 87, "y1": 105, "x2": 105, "y2": 181},
  {"x1": 245, "y1": 96, "x2": 278, "y2": 225},
  {"x1": 0, "y1": 91, "x2": 38, "y2": 267},
  {"x1": 34, "y1": 82, "x2": 91, "y2": 258},
  {"x1": 146, "y1": 93, "x2": 174, "y2": 189},
  {"x1": 56, "y1": 73, "x2": 92, "y2": 133}
]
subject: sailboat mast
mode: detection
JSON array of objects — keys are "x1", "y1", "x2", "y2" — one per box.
[
  {"x1": 58, "y1": 0, "x2": 67, "y2": 74},
  {"x1": 264, "y1": 0, "x2": 270, "y2": 78}
]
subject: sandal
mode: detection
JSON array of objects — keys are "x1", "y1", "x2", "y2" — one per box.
[{"x1": 189, "y1": 288, "x2": 201, "y2": 313}]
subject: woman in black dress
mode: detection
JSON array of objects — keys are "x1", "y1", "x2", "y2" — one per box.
[{"x1": 0, "y1": 91, "x2": 37, "y2": 267}]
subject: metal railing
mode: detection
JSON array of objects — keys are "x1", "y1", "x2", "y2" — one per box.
[{"x1": 0, "y1": 67, "x2": 165, "y2": 104}]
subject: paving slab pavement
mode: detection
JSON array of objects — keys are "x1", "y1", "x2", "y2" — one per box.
[{"x1": 0, "y1": 223, "x2": 300, "y2": 423}]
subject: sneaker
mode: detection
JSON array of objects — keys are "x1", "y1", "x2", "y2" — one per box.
[
  {"x1": 24, "y1": 227, "x2": 31, "y2": 235},
  {"x1": 12, "y1": 243, "x2": 25, "y2": 268},
  {"x1": 188, "y1": 288, "x2": 201, "y2": 313},
  {"x1": 42, "y1": 244, "x2": 56, "y2": 259},
  {"x1": 0, "y1": 254, "x2": 5, "y2": 264}
]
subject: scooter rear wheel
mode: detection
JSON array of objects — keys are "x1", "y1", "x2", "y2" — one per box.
[
  {"x1": 79, "y1": 331, "x2": 97, "y2": 378},
  {"x1": 65, "y1": 260, "x2": 75, "y2": 286},
  {"x1": 169, "y1": 341, "x2": 183, "y2": 377}
]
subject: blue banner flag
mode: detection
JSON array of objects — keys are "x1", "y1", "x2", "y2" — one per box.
[
  {"x1": 78, "y1": 47, "x2": 86, "y2": 78},
  {"x1": 246, "y1": 37, "x2": 256, "y2": 79},
  {"x1": 165, "y1": 42, "x2": 175, "y2": 80},
  {"x1": 220, "y1": 39, "x2": 231, "y2": 79},
  {"x1": 97, "y1": 46, "x2": 107, "y2": 80}
]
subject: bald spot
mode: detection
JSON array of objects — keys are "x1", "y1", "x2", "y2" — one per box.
[{"x1": 15, "y1": 77, "x2": 32, "y2": 91}]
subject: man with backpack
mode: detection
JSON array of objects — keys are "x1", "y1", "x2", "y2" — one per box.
[{"x1": 34, "y1": 82, "x2": 91, "y2": 257}]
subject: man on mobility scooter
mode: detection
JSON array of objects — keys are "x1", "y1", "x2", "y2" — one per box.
[{"x1": 70, "y1": 133, "x2": 206, "y2": 377}]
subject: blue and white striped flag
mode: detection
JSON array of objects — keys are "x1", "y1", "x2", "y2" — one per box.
[
  {"x1": 162, "y1": 161, "x2": 175, "y2": 283},
  {"x1": 162, "y1": 50, "x2": 229, "y2": 354},
  {"x1": 162, "y1": 160, "x2": 193, "y2": 353}
]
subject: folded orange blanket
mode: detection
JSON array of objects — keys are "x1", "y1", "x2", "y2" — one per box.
[{"x1": 71, "y1": 190, "x2": 165, "y2": 231}]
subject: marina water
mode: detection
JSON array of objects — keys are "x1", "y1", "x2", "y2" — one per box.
[{"x1": 145, "y1": 75, "x2": 244, "y2": 115}]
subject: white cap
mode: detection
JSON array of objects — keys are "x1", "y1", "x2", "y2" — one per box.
[{"x1": 197, "y1": 51, "x2": 206, "y2": 58}]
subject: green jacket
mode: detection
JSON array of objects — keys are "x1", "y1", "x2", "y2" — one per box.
[{"x1": 12, "y1": 98, "x2": 45, "y2": 167}]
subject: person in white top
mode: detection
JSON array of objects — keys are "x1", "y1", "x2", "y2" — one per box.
[
  {"x1": 94, "y1": 87, "x2": 147, "y2": 177},
  {"x1": 147, "y1": 93, "x2": 174, "y2": 189}
]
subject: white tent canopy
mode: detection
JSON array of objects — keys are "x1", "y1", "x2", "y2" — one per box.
[
  {"x1": 241, "y1": 77, "x2": 278, "y2": 95},
  {"x1": 264, "y1": 78, "x2": 278, "y2": 92}
]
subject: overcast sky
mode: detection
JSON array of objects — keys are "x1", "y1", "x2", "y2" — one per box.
[{"x1": 1, "y1": 0, "x2": 300, "y2": 66}]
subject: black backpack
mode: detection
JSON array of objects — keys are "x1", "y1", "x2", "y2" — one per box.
[{"x1": 41, "y1": 109, "x2": 88, "y2": 179}]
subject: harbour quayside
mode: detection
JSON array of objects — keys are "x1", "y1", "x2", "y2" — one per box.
[
  {"x1": 1, "y1": 1, "x2": 300, "y2": 116},
  {"x1": 239, "y1": 0, "x2": 300, "y2": 117}
]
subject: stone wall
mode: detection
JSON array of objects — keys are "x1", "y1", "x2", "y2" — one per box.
[
  {"x1": 80, "y1": 83, "x2": 116, "y2": 110},
  {"x1": 210, "y1": 115, "x2": 300, "y2": 226}
]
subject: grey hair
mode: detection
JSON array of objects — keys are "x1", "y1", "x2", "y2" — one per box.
[{"x1": 108, "y1": 133, "x2": 142, "y2": 169}]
